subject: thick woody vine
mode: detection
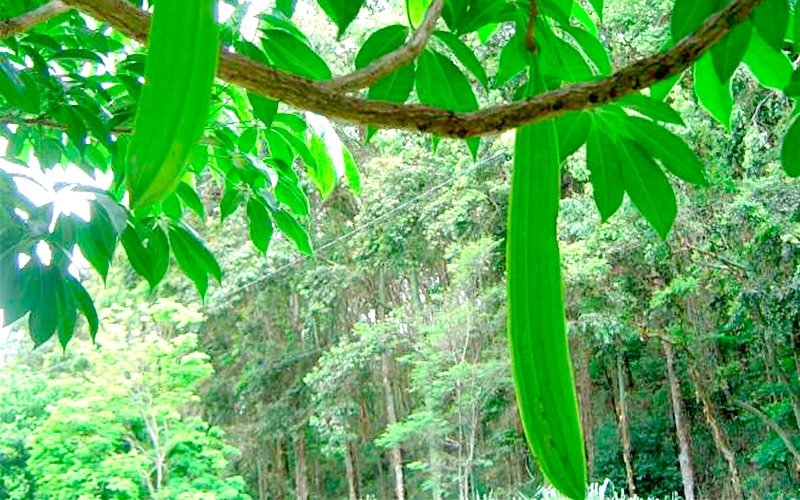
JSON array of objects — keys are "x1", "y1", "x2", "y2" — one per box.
[{"x1": 1, "y1": 0, "x2": 765, "y2": 138}]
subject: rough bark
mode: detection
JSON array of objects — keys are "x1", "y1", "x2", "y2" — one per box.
[
  {"x1": 687, "y1": 366, "x2": 743, "y2": 500},
  {"x1": 3, "y1": 0, "x2": 761, "y2": 137},
  {"x1": 324, "y1": 0, "x2": 444, "y2": 92},
  {"x1": 294, "y1": 432, "x2": 309, "y2": 500},
  {"x1": 343, "y1": 442, "x2": 359, "y2": 500},
  {"x1": 378, "y1": 269, "x2": 406, "y2": 500},
  {"x1": 615, "y1": 351, "x2": 636, "y2": 495},
  {"x1": 663, "y1": 340, "x2": 696, "y2": 500}
]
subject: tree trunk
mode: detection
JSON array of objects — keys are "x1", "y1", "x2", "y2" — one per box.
[
  {"x1": 615, "y1": 351, "x2": 636, "y2": 495},
  {"x1": 572, "y1": 335, "x2": 595, "y2": 479},
  {"x1": 274, "y1": 438, "x2": 287, "y2": 500},
  {"x1": 295, "y1": 432, "x2": 309, "y2": 500},
  {"x1": 378, "y1": 268, "x2": 406, "y2": 500},
  {"x1": 663, "y1": 340, "x2": 696, "y2": 500},
  {"x1": 687, "y1": 366, "x2": 743, "y2": 500},
  {"x1": 344, "y1": 441, "x2": 359, "y2": 500},
  {"x1": 735, "y1": 399, "x2": 800, "y2": 473}
]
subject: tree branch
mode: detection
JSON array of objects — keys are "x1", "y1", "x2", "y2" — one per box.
[
  {"x1": 324, "y1": 0, "x2": 444, "y2": 92},
  {"x1": 13, "y1": 0, "x2": 764, "y2": 138},
  {"x1": 0, "y1": 0, "x2": 69, "y2": 39}
]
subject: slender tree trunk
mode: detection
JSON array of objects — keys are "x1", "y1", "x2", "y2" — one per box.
[
  {"x1": 688, "y1": 366, "x2": 743, "y2": 500},
  {"x1": 295, "y1": 432, "x2": 309, "y2": 500},
  {"x1": 378, "y1": 268, "x2": 406, "y2": 500},
  {"x1": 735, "y1": 399, "x2": 800, "y2": 473},
  {"x1": 572, "y1": 335, "x2": 595, "y2": 479},
  {"x1": 274, "y1": 438, "x2": 287, "y2": 500},
  {"x1": 257, "y1": 455, "x2": 268, "y2": 500},
  {"x1": 615, "y1": 351, "x2": 636, "y2": 495},
  {"x1": 344, "y1": 442, "x2": 359, "y2": 500},
  {"x1": 663, "y1": 340, "x2": 696, "y2": 500}
]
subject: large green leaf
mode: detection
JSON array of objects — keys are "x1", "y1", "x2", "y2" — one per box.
[
  {"x1": 671, "y1": 0, "x2": 721, "y2": 40},
  {"x1": 416, "y1": 49, "x2": 480, "y2": 156},
  {"x1": 624, "y1": 117, "x2": 708, "y2": 186},
  {"x1": 127, "y1": 0, "x2": 219, "y2": 207},
  {"x1": 618, "y1": 141, "x2": 677, "y2": 239},
  {"x1": 618, "y1": 94, "x2": 684, "y2": 125},
  {"x1": 168, "y1": 221, "x2": 222, "y2": 298},
  {"x1": 433, "y1": 30, "x2": 489, "y2": 89},
  {"x1": 710, "y1": 21, "x2": 750, "y2": 83},
  {"x1": 586, "y1": 121, "x2": 624, "y2": 221},
  {"x1": 407, "y1": 0, "x2": 433, "y2": 27},
  {"x1": 555, "y1": 111, "x2": 591, "y2": 162},
  {"x1": 743, "y1": 30, "x2": 793, "y2": 90},
  {"x1": 247, "y1": 196, "x2": 273, "y2": 253},
  {"x1": 316, "y1": 0, "x2": 365, "y2": 36},
  {"x1": 751, "y1": 0, "x2": 789, "y2": 51},
  {"x1": 508, "y1": 65, "x2": 587, "y2": 500},
  {"x1": 694, "y1": 53, "x2": 733, "y2": 129},
  {"x1": 262, "y1": 29, "x2": 331, "y2": 80},
  {"x1": 271, "y1": 209, "x2": 313, "y2": 255},
  {"x1": 782, "y1": 114, "x2": 800, "y2": 177},
  {"x1": 355, "y1": 25, "x2": 416, "y2": 107}
]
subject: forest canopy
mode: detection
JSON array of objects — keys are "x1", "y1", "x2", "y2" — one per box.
[{"x1": 1, "y1": 0, "x2": 799, "y2": 498}]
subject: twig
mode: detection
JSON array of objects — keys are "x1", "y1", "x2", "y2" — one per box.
[
  {"x1": 325, "y1": 0, "x2": 444, "y2": 92},
  {"x1": 0, "y1": 0, "x2": 69, "y2": 39},
  {"x1": 6, "y1": 0, "x2": 765, "y2": 138}
]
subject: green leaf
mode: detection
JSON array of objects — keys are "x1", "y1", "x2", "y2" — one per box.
[
  {"x1": 316, "y1": 0, "x2": 365, "y2": 36},
  {"x1": 307, "y1": 133, "x2": 337, "y2": 198},
  {"x1": 416, "y1": 49, "x2": 479, "y2": 153},
  {"x1": 121, "y1": 221, "x2": 169, "y2": 288},
  {"x1": 624, "y1": 117, "x2": 708, "y2": 186},
  {"x1": 586, "y1": 121, "x2": 624, "y2": 221},
  {"x1": 53, "y1": 278, "x2": 77, "y2": 349},
  {"x1": 276, "y1": 0, "x2": 297, "y2": 17},
  {"x1": 271, "y1": 209, "x2": 313, "y2": 255},
  {"x1": 563, "y1": 26, "x2": 611, "y2": 75},
  {"x1": 671, "y1": 0, "x2": 721, "y2": 40},
  {"x1": 433, "y1": 30, "x2": 489, "y2": 89},
  {"x1": 618, "y1": 94, "x2": 684, "y2": 125},
  {"x1": 127, "y1": 0, "x2": 219, "y2": 207},
  {"x1": 68, "y1": 276, "x2": 99, "y2": 341},
  {"x1": 555, "y1": 111, "x2": 590, "y2": 162},
  {"x1": 618, "y1": 141, "x2": 677, "y2": 239},
  {"x1": 794, "y1": 2, "x2": 800, "y2": 51},
  {"x1": 247, "y1": 196, "x2": 273, "y2": 253},
  {"x1": 343, "y1": 147, "x2": 361, "y2": 195},
  {"x1": 752, "y1": 0, "x2": 789, "y2": 51},
  {"x1": 355, "y1": 25, "x2": 416, "y2": 107},
  {"x1": 495, "y1": 32, "x2": 529, "y2": 88},
  {"x1": 261, "y1": 29, "x2": 331, "y2": 80},
  {"x1": 249, "y1": 92, "x2": 279, "y2": 129},
  {"x1": 176, "y1": 182, "x2": 206, "y2": 220},
  {"x1": 587, "y1": 0, "x2": 603, "y2": 19},
  {"x1": 220, "y1": 183, "x2": 243, "y2": 220},
  {"x1": 275, "y1": 173, "x2": 310, "y2": 216},
  {"x1": 781, "y1": 114, "x2": 800, "y2": 177},
  {"x1": 694, "y1": 53, "x2": 733, "y2": 129},
  {"x1": 407, "y1": 0, "x2": 433, "y2": 27},
  {"x1": 743, "y1": 30, "x2": 793, "y2": 90},
  {"x1": 710, "y1": 21, "x2": 750, "y2": 83},
  {"x1": 36, "y1": 137, "x2": 63, "y2": 169},
  {"x1": 508, "y1": 64, "x2": 587, "y2": 500},
  {"x1": 26, "y1": 264, "x2": 58, "y2": 346},
  {"x1": 355, "y1": 25, "x2": 409, "y2": 68},
  {"x1": 168, "y1": 221, "x2": 222, "y2": 298}
]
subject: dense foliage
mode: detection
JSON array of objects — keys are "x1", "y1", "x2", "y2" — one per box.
[{"x1": 1, "y1": 0, "x2": 799, "y2": 498}]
